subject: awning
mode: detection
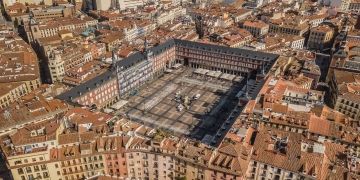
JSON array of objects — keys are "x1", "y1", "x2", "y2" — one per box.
[{"x1": 111, "y1": 100, "x2": 128, "y2": 110}]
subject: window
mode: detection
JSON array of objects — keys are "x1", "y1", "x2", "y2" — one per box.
[
  {"x1": 26, "y1": 167, "x2": 32, "y2": 173},
  {"x1": 28, "y1": 174, "x2": 34, "y2": 180},
  {"x1": 34, "y1": 165, "x2": 39, "y2": 172},
  {"x1": 17, "y1": 168, "x2": 24, "y2": 174},
  {"x1": 14, "y1": 160, "x2": 22, "y2": 165}
]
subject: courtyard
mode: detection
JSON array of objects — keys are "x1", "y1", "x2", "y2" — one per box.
[{"x1": 119, "y1": 68, "x2": 244, "y2": 139}]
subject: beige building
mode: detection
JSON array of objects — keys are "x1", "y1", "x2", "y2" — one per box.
[
  {"x1": 0, "y1": 33, "x2": 41, "y2": 109},
  {"x1": 349, "y1": 0, "x2": 360, "y2": 11},
  {"x1": 47, "y1": 42, "x2": 93, "y2": 83},
  {"x1": 2, "y1": 0, "x2": 52, "y2": 7},
  {"x1": 156, "y1": 6, "x2": 187, "y2": 25},
  {"x1": 31, "y1": 4, "x2": 75, "y2": 21},
  {"x1": 307, "y1": 25, "x2": 335, "y2": 51},
  {"x1": 1, "y1": 111, "x2": 247, "y2": 180},
  {"x1": 24, "y1": 16, "x2": 97, "y2": 43},
  {"x1": 0, "y1": 81, "x2": 40, "y2": 109},
  {"x1": 4, "y1": 120, "x2": 62, "y2": 180},
  {"x1": 94, "y1": 0, "x2": 112, "y2": 10},
  {"x1": 243, "y1": 20, "x2": 269, "y2": 37},
  {"x1": 341, "y1": 0, "x2": 351, "y2": 11},
  {"x1": 117, "y1": 0, "x2": 144, "y2": 10},
  {"x1": 269, "y1": 15, "x2": 310, "y2": 36},
  {"x1": 329, "y1": 70, "x2": 360, "y2": 120}
]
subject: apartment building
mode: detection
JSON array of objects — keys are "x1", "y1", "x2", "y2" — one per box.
[
  {"x1": 63, "y1": 61, "x2": 110, "y2": 86},
  {"x1": 71, "y1": 70, "x2": 119, "y2": 109},
  {"x1": 307, "y1": 111, "x2": 360, "y2": 150},
  {"x1": 31, "y1": 4, "x2": 75, "y2": 21},
  {"x1": 109, "y1": 19, "x2": 156, "y2": 42},
  {"x1": 308, "y1": 14, "x2": 327, "y2": 28},
  {"x1": 156, "y1": 6, "x2": 187, "y2": 26},
  {"x1": 99, "y1": 32, "x2": 124, "y2": 52},
  {"x1": 117, "y1": 0, "x2": 144, "y2": 10},
  {"x1": 101, "y1": 137, "x2": 128, "y2": 177},
  {"x1": 0, "y1": 88, "x2": 68, "y2": 136},
  {"x1": 329, "y1": 70, "x2": 360, "y2": 120},
  {"x1": 243, "y1": 20, "x2": 269, "y2": 37},
  {"x1": 1, "y1": 109, "x2": 247, "y2": 180},
  {"x1": 117, "y1": 54, "x2": 153, "y2": 96},
  {"x1": 4, "y1": 2, "x2": 36, "y2": 22},
  {"x1": 349, "y1": 0, "x2": 360, "y2": 11},
  {"x1": 263, "y1": 34, "x2": 305, "y2": 53},
  {"x1": 307, "y1": 24, "x2": 335, "y2": 51},
  {"x1": 2, "y1": 0, "x2": 52, "y2": 7},
  {"x1": 47, "y1": 43, "x2": 93, "y2": 83},
  {"x1": 269, "y1": 15, "x2": 309, "y2": 36},
  {"x1": 24, "y1": 16, "x2": 97, "y2": 43},
  {"x1": 245, "y1": 127, "x2": 324, "y2": 180},
  {"x1": 3, "y1": 120, "x2": 61, "y2": 180},
  {"x1": 283, "y1": 86, "x2": 324, "y2": 106},
  {"x1": 93, "y1": 0, "x2": 112, "y2": 11},
  {"x1": 330, "y1": 40, "x2": 360, "y2": 73},
  {"x1": 175, "y1": 39, "x2": 278, "y2": 76},
  {"x1": 222, "y1": 33, "x2": 253, "y2": 48},
  {"x1": 0, "y1": 33, "x2": 41, "y2": 109},
  {"x1": 232, "y1": 9, "x2": 252, "y2": 23},
  {"x1": 3, "y1": 102, "x2": 360, "y2": 180}
]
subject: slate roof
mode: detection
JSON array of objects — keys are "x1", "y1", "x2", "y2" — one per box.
[{"x1": 174, "y1": 39, "x2": 279, "y2": 62}]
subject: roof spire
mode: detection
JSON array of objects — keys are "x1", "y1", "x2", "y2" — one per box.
[
  {"x1": 111, "y1": 50, "x2": 117, "y2": 69},
  {"x1": 144, "y1": 37, "x2": 148, "y2": 54},
  {"x1": 143, "y1": 38, "x2": 153, "y2": 61}
]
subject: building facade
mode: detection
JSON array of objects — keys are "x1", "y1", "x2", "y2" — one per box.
[
  {"x1": 307, "y1": 25, "x2": 335, "y2": 51},
  {"x1": 58, "y1": 39, "x2": 279, "y2": 108},
  {"x1": 243, "y1": 21, "x2": 269, "y2": 37}
]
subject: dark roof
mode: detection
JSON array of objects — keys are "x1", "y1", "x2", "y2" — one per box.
[
  {"x1": 57, "y1": 38, "x2": 279, "y2": 102},
  {"x1": 56, "y1": 70, "x2": 115, "y2": 101},
  {"x1": 173, "y1": 39, "x2": 279, "y2": 62},
  {"x1": 116, "y1": 51, "x2": 146, "y2": 69}
]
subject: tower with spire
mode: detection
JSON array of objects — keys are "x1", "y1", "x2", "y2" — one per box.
[
  {"x1": 111, "y1": 50, "x2": 117, "y2": 68},
  {"x1": 143, "y1": 38, "x2": 153, "y2": 61}
]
